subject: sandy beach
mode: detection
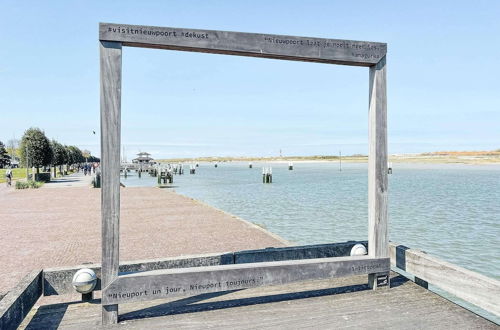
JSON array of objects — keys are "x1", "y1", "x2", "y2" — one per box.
[{"x1": 157, "y1": 151, "x2": 500, "y2": 165}]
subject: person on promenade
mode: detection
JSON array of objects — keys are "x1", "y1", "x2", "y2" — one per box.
[{"x1": 5, "y1": 167, "x2": 12, "y2": 187}]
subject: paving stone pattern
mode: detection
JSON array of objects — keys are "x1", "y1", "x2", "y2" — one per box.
[{"x1": 0, "y1": 183, "x2": 286, "y2": 295}]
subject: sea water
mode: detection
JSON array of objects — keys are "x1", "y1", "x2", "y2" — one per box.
[{"x1": 121, "y1": 162, "x2": 500, "y2": 280}]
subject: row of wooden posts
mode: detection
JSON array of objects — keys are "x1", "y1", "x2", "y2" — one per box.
[
  {"x1": 150, "y1": 162, "x2": 293, "y2": 184},
  {"x1": 120, "y1": 161, "x2": 390, "y2": 187},
  {"x1": 128, "y1": 162, "x2": 282, "y2": 184},
  {"x1": 119, "y1": 161, "x2": 347, "y2": 186}
]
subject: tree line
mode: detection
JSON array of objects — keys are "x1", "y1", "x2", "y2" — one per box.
[{"x1": 0, "y1": 127, "x2": 99, "y2": 173}]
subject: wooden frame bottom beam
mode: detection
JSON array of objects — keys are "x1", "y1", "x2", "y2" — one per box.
[{"x1": 103, "y1": 256, "x2": 389, "y2": 305}]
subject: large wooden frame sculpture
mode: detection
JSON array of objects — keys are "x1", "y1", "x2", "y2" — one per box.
[{"x1": 99, "y1": 23, "x2": 388, "y2": 325}]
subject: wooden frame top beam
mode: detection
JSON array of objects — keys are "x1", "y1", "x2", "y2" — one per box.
[{"x1": 99, "y1": 23, "x2": 386, "y2": 67}]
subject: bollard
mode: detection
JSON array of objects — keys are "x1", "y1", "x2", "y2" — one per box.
[{"x1": 94, "y1": 172, "x2": 101, "y2": 188}]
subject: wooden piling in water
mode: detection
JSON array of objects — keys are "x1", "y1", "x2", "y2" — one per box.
[
  {"x1": 262, "y1": 167, "x2": 272, "y2": 183},
  {"x1": 157, "y1": 169, "x2": 173, "y2": 184},
  {"x1": 175, "y1": 164, "x2": 183, "y2": 175}
]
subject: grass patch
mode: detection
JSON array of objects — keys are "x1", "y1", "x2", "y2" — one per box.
[{"x1": 0, "y1": 168, "x2": 27, "y2": 183}]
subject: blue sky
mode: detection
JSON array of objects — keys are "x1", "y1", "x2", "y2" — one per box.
[{"x1": 1, "y1": 1, "x2": 499, "y2": 159}]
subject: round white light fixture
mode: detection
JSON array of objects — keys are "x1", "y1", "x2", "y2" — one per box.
[
  {"x1": 350, "y1": 243, "x2": 368, "y2": 256},
  {"x1": 72, "y1": 268, "x2": 97, "y2": 294}
]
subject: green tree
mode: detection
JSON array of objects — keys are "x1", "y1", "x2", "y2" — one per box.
[
  {"x1": 51, "y1": 140, "x2": 68, "y2": 176},
  {"x1": 65, "y1": 145, "x2": 75, "y2": 165},
  {"x1": 88, "y1": 155, "x2": 100, "y2": 162},
  {"x1": 0, "y1": 141, "x2": 11, "y2": 168},
  {"x1": 66, "y1": 145, "x2": 84, "y2": 165},
  {"x1": 64, "y1": 145, "x2": 73, "y2": 165},
  {"x1": 19, "y1": 127, "x2": 53, "y2": 173},
  {"x1": 76, "y1": 148, "x2": 85, "y2": 163}
]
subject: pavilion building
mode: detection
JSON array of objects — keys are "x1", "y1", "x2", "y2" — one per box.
[{"x1": 132, "y1": 152, "x2": 154, "y2": 165}]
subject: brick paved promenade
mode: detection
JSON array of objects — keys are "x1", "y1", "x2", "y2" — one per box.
[{"x1": 0, "y1": 174, "x2": 287, "y2": 295}]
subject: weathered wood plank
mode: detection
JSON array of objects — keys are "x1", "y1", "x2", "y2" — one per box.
[
  {"x1": 389, "y1": 242, "x2": 500, "y2": 317},
  {"x1": 368, "y1": 56, "x2": 388, "y2": 289},
  {"x1": 0, "y1": 270, "x2": 42, "y2": 330},
  {"x1": 100, "y1": 40, "x2": 122, "y2": 325},
  {"x1": 99, "y1": 23, "x2": 387, "y2": 66},
  {"x1": 102, "y1": 256, "x2": 389, "y2": 305}
]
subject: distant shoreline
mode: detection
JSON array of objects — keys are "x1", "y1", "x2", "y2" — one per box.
[{"x1": 157, "y1": 151, "x2": 500, "y2": 165}]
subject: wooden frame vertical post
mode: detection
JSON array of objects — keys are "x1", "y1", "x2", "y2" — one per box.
[
  {"x1": 367, "y1": 56, "x2": 388, "y2": 289},
  {"x1": 100, "y1": 41, "x2": 122, "y2": 325}
]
